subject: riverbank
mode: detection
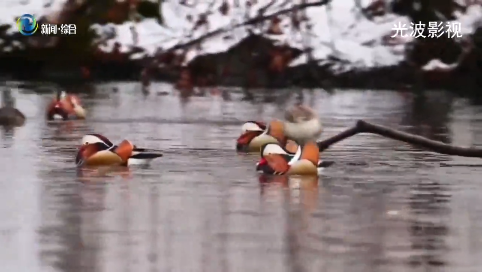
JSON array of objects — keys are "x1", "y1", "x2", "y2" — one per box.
[{"x1": 1, "y1": 33, "x2": 481, "y2": 97}]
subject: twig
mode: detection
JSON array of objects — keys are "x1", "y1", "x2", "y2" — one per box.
[
  {"x1": 317, "y1": 120, "x2": 482, "y2": 158},
  {"x1": 257, "y1": 0, "x2": 276, "y2": 16},
  {"x1": 242, "y1": 0, "x2": 330, "y2": 26},
  {"x1": 166, "y1": 0, "x2": 330, "y2": 52}
]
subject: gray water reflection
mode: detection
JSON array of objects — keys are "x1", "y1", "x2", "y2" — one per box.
[{"x1": 0, "y1": 83, "x2": 482, "y2": 272}]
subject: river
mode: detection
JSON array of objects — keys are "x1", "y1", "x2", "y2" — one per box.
[{"x1": 1, "y1": 82, "x2": 481, "y2": 272}]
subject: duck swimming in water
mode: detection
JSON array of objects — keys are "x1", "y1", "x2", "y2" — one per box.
[
  {"x1": 236, "y1": 121, "x2": 299, "y2": 153},
  {"x1": 283, "y1": 105, "x2": 323, "y2": 144},
  {"x1": 76, "y1": 134, "x2": 163, "y2": 167},
  {"x1": 237, "y1": 121, "x2": 276, "y2": 152},
  {"x1": 256, "y1": 142, "x2": 334, "y2": 175},
  {"x1": 46, "y1": 90, "x2": 86, "y2": 120},
  {"x1": 0, "y1": 89, "x2": 26, "y2": 127},
  {"x1": 256, "y1": 141, "x2": 330, "y2": 176}
]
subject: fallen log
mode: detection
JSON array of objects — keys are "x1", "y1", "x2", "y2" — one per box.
[{"x1": 317, "y1": 120, "x2": 482, "y2": 158}]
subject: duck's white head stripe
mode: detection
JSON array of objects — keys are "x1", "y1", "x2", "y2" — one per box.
[
  {"x1": 288, "y1": 146, "x2": 302, "y2": 165},
  {"x1": 82, "y1": 134, "x2": 114, "y2": 146},
  {"x1": 262, "y1": 143, "x2": 288, "y2": 156},
  {"x1": 241, "y1": 122, "x2": 264, "y2": 132}
]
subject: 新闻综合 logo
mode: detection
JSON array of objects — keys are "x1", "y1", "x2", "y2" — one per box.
[{"x1": 17, "y1": 14, "x2": 38, "y2": 36}]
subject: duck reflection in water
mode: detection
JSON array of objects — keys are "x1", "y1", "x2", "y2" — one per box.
[
  {"x1": 259, "y1": 174, "x2": 319, "y2": 213},
  {"x1": 76, "y1": 166, "x2": 132, "y2": 182},
  {"x1": 1, "y1": 126, "x2": 15, "y2": 148},
  {"x1": 50, "y1": 119, "x2": 85, "y2": 135}
]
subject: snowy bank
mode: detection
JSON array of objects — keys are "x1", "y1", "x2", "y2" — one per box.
[
  {"x1": 90, "y1": 0, "x2": 481, "y2": 70},
  {"x1": 1, "y1": 0, "x2": 482, "y2": 83}
]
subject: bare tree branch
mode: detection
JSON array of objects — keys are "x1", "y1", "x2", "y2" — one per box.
[
  {"x1": 317, "y1": 120, "x2": 482, "y2": 158},
  {"x1": 165, "y1": 0, "x2": 330, "y2": 52}
]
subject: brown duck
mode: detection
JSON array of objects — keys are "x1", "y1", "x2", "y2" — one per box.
[{"x1": 0, "y1": 89, "x2": 25, "y2": 127}]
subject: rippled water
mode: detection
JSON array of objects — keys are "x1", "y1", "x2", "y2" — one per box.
[{"x1": 1, "y1": 82, "x2": 482, "y2": 272}]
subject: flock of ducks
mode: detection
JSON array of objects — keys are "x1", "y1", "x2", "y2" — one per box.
[
  {"x1": 236, "y1": 108, "x2": 334, "y2": 175},
  {"x1": 0, "y1": 89, "x2": 332, "y2": 176}
]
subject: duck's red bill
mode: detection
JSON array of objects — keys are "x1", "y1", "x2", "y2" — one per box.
[{"x1": 258, "y1": 158, "x2": 267, "y2": 166}]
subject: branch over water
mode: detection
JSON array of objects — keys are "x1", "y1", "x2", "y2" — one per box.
[{"x1": 317, "y1": 120, "x2": 482, "y2": 158}]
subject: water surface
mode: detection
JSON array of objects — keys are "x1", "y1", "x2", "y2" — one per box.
[{"x1": 1, "y1": 82, "x2": 482, "y2": 272}]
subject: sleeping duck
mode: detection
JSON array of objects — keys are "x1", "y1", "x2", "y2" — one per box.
[
  {"x1": 283, "y1": 104, "x2": 323, "y2": 144},
  {"x1": 76, "y1": 134, "x2": 163, "y2": 167}
]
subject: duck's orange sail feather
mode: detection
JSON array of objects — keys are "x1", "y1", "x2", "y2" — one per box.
[
  {"x1": 267, "y1": 120, "x2": 286, "y2": 144},
  {"x1": 300, "y1": 142, "x2": 319, "y2": 165},
  {"x1": 115, "y1": 140, "x2": 134, "y2": 163}
]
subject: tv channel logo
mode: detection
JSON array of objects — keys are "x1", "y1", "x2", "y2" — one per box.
[{"x1": 17, "y1": 14, "x2": 38, "y2": 36}]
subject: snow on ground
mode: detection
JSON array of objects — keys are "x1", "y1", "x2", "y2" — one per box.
[{"x1": 2, "y1": 0, "x2": 482, "y2": 70}]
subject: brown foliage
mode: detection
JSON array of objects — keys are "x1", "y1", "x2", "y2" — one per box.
[
  {"x1": 128, "y1": 0, "x2": 139, "y2": 9},
  {"x1": 156, "y1": 50, "x2": 187, "y2": 67},
  {"x1": 172, "y1": 51, "x2": 187, "y2": 66},
  {"x1": 269, "y1": 46, "x2": 293, "y2": 73},
  {"x1": 365, "y1": 0, "x2": 386, "y2": 17},
  {"x1": 175, "y1": 68, "x2": 194, "y2": 95},
  {"x1": 195, "y1": 74, "x2": 214, "y2": 87},
  {"x1": 157, "y1": 51, "x2": 176, "y2": 65},
  {"x1": 140, "y1": 67, "x2": 151, "y2": 86},
  {"x1": 106, "y1": 2, "x2": 130, "y2": 24},
  {"x1": 267, "y1": 16, "x2": 283, "y2": 35}
]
